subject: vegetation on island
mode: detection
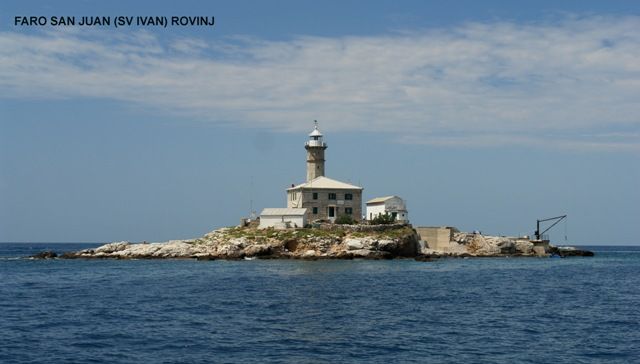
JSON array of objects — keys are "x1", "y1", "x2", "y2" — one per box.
[
  {"x1": 370, "y1": 212, "x2": 396, "y2": 225},
  {"x1": 334, "y1": 214, "x2": 356, "y2": 225},
  {"x1": 192, "y1": 223, "x2": 415, "y2": 245}
]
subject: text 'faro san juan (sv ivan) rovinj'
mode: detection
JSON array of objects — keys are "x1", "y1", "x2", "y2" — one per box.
[{"x1": 14, "y1": 16, "x2": 215, "y2": 28}]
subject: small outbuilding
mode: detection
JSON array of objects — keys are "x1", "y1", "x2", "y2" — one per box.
[
  {"x1": 366, "y1": 196, "x2": 409, "y2": 222},
  {"x1": 259, "y1": 208, "x2": 307, "y2": 229}
]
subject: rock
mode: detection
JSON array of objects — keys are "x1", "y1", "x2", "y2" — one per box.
[
  {"x1": 284, "y1": 239, "x2": 299, "y2": 252},
  {"x1": 154, "y1": 242, "x2": 194, "y2": 258},
  {"x1": 361, "y1": 238, "x2": 378, "y2": 250},
  {"x1": 243, "y1": 244, "x2": 271, "y2": 257},
  {"x1": 467, "y1": 235, "x2": 501, "y2": 256},
  {"x1": 497, "y1": 240, "x2": 516, "y2": 255},
  {"x1": 334, "y1": 251, "x2": 354, "y2": 259},
  {"x1": 515, "y1": 240, "x2": 533, "y2": 255},
  {"x1": 229, "y1": 238, "x2": 248, "y2": 248},
  {"x1": 216, "y1": 243, "x2": 244, "y2": 258},
  {"x1": 377, "y1": 239, "x2": 397, "y2": 252},
  {"x1": 380, "y1": 234, "x2": 418, "y2": 257},
  {"x1": 302, "y1": 250, "x2": 317, "y2": 258},
  {"x1": 349, "y1": 249, "x2": 374, "y2": 257},
  {"x1": 31, "y1": 251, "x2": 57, "y2": 259},
  {"x1": 345, "y1": 239, "x2": 364, "y2": 250},
  {"x1": 95, "y1": 241, "x2": 130, "y2": 254},
  {"x1": 550, "y1": 246, "x2": 595, "y2": 257},
  {"x1": 560, "y1": 249, "x2": 594, "y2": 257}
]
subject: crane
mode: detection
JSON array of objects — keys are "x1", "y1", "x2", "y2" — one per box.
[{"x1": 534, "y1": 215, "x2": 567, "y2": 241}]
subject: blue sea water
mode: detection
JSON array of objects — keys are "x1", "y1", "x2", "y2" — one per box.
[{"x1": 1, "y1": 243, "x2": 639, "y2": 363}]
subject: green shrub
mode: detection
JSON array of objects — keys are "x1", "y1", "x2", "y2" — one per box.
[
  {"x1": 334, "y1": 214, "x2": 355, "y2": 225},
  {"x1": 371, "y1": 213, "x2": 396, "y2": 225}
]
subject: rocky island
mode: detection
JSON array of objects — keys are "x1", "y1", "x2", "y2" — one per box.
[
  {"x1": 32, "y1": 123, "x2": 594, "y2": 261},
  {"x1": 40, "y1": 223, "x2": 592, "y2": 260}
]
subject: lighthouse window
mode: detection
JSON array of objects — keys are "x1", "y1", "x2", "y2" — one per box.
[
  {"x1": 328, "y1": 193, "x2": 336, "y2": 200},
  {"x1": 313, "y1": 192, "x2": 318, "y2": 200},
  {"x1": 345, "y1": 193, "x2": 353, "y2": 200}
]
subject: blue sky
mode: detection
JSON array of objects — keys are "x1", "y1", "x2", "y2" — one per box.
[{"x1": 1, "y1": 1, "x2": 639, "y2": 244}]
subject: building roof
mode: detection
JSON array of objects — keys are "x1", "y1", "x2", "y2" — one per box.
[
  {"x1": 366, "y1": 196, "x2": 400, "y2": 204},
  {"x1": 260, "y1": 208, "x2": 307, "y2": 216},
  {"x1": 309, "y1": 127, "x2": 323, "y2": 137},
  {"x1": 287, "y1": 176, "x2": 363, "y2": 190}
]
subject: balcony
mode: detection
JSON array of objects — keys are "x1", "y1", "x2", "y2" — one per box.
[{"x1": 305, "y1": 140, "x2": 326, "y2": 147}]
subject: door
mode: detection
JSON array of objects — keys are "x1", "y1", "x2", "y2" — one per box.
[{"x1": 328, "y1": 206, "x2": 335, "y2": 219}]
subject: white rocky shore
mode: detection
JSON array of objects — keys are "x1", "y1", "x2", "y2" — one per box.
[
  {"x1": 420, "y1": 232, "x2": 536, "y2": 257},
  {"x1": 60, "y1": 225, "x2": 419, "y2": 260},
  {"x1": 36, "y1": 224, "x2": 591, "y2": 260}
]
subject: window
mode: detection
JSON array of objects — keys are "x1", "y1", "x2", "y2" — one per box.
[
  {"x1": 345, "y1": 207, "x2": 353, "y2": 215},
  {"x1": 328, "y1": 193, "x2": 336, "y2": 200},
  {"x1": 313, "y1": 207, "x2": 318, "y2": 214},
  {"x1": 345, "y1": 193, "x2": 353, "y2": 200},
  {"x1": 312, "y1": 192, "x2": 318, "y2": 200}
]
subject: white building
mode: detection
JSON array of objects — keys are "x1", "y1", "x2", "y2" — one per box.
[
  {"x1": 259, "y1": 208, "x2": 307, "y2": 229},
  {"x1": 366, "y1": 196, "x2": 409, "y2": 222}
]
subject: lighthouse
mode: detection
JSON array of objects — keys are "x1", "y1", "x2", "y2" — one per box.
[
  {"x1": 287, "y1": 121, "x2": 363, "y2": 222},
  {"x1": 305, "y1": 120, "x2": 327, "y2": 182}
]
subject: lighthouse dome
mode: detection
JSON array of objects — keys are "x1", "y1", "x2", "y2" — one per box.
[{"x1": 309, "y1": 126, "x2": 323, "y2": 137}]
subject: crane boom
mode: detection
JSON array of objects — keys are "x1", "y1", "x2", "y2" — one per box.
[{"x1": 535, "y1": 215, "x2": 567, "y2": 240}]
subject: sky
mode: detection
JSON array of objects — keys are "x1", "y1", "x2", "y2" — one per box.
[{"x1": 1, "y1": 1, "x2": 639, "y2": 244}]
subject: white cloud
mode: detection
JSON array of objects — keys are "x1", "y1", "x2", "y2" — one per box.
[{"x1": 1, "y1": 15, "x2": 639, "y2": 150}]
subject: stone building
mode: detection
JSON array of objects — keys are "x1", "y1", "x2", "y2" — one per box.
[{"x1": 286, "y1": 122, "x2": 363, "y2": 223}]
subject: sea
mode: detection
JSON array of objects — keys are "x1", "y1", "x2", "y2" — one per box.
[{"x1": 1, "y1": 243, "x2": 638, "y2": 364}]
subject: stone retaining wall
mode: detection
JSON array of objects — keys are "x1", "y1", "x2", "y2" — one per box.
[{"x1": 314, "y1": 222, "x2": 410, "y2": 232}]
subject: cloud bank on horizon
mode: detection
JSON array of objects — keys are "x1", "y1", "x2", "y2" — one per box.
[{"x1": 1, "y1": 15, "x2": 639, "y2": 151}]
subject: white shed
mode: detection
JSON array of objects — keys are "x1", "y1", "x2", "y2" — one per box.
[
  {"x1": 259, "y1": 208, "x2": 307, "y2": 229},
  {"x1": 366, "y1": 196, "x2": 409, "y2": 222}
]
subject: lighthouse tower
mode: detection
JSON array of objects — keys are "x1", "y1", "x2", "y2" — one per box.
[{"x1": 305, "y1": 120, "x2": 327, "y2": 182}]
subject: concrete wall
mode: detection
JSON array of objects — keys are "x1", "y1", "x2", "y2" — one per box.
[
  {"x1": 259, "y1": 214, "x2": 306, "y2": 229},
  {"x1": 314, "y1": 222, "x2": 409, "y2": 232},
  {"x1": 287, "y1": 188, "x2": 362, "y2": 222},
  {"x1": 415, "y1": 227, "x2": 454, "y2": 251}
]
